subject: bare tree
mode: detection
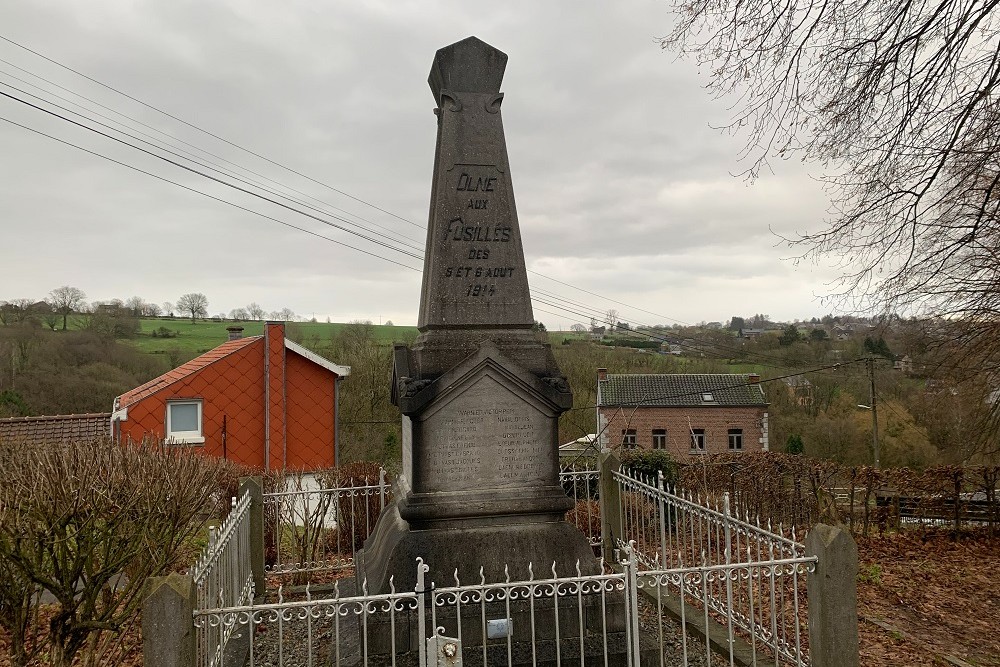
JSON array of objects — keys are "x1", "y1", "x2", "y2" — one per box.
[
  {"x1": 570, "y1": 323, "x2": 587, "y2": 333},
  {"x1": 605, "y1": 309, "x2": 619, "y2": 332},
  {"x1": 124, "y1": 296, "x2": 145, "y2": 317},
  {"x1": 230, "y1": 307, "x2": 249, "y2": 321},
  {"x1": 176, "y1": 292, "x2": 208, "y2": 323},
  {"x1": 49, "y1": 285, "x2": 87, "y2": 331},
  {"x1": 142, "y1": 302, "x2": 162, "y2": 317},
  {"x1": 660, "y1": 1, "x2": 1000, "y2": 325},
  {"x1": 161, "y1": 301, "x2": 173, "y2": 316},
  {"x1": 245, "y1": 302, "x2": 266, "y2": 320},
  {"x1": 3, "y1": 299, "x2": 34, "y2": 325}
]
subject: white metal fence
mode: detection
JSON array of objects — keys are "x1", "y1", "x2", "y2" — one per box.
[
  {"x1": 189, "y1": 490, "x2": 255, "y2": 667},
  {"x1": 560, "y1": 463, "x2": 602, "y2": 547},
  {"x1": 614, "y1": 468, "x2": 813, "y2": 665},
  {"x1": 192, "y1": 541, "x2": 816, "y2": 667},
  {"x1": 177, "y1": 463, "x2": 836, "y2": 667},
  {"x1": 263, "y1": 470, "x2": 390, "y2": 576}
]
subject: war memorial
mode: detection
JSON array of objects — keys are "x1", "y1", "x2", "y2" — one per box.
[{"x1": 356, "y1": 36, "x2": 629, "y2": 663}]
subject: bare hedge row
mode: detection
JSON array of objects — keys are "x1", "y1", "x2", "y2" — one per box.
[
  {"x1": 0, "y1": 437, "x2": 241, "y2": 667},
  {"x1": 675, "y1": 452, "x2": 1000, "y2": 537}
]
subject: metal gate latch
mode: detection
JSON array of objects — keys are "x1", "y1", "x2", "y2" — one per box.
[{"x1": 427, "y1": 633, "x2": 462, "y2": 667}]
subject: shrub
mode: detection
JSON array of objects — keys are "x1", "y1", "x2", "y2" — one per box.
[
  {"x1": 621, "y1": 449, "x2": 679, "y2": 486},
  {"x1": 0, "y1": 437, "x2": 230, "y2": 667}
]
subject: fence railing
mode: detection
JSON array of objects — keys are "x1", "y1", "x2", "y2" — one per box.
[
  {"x1": 189, "y1": 489, "x2": 254, "y2": 667},
  {"x1": 607, "y1": 462, "x2": 816, "y2": 665},
  {"x1": 188, "y1": 541, "x2": 826, "y2": 667},
  {"x1": 614, "y1": 467, "x2": 805, "y2": 569},
  {"x1": 148, "y1": 455, "x2": 858, "y2": 667},
  {"x1": 560, "y1": 463, "x2": 602, "y2": 547},
  {"x1": 263, "y1": 470, "x2": 390, "y2": 577}
]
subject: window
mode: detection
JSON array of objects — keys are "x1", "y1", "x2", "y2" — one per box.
[
  {"x1": 728, "y1": 428, "x2": 744, "y2": 451},
  {"x1": 690, "y1": 428, "x2": 706, "y2": 453},
  {"x1": 701, "y1": 392, "x2": 715, "y2": 402},
  {"x1": 166, "y1": 400, "x2": 204, "y2": 444},
  {"x1": 652, "y1": 429, "x2": 667, "y2": 450},
  {"x1": 621, "y1": 429, "x2": 637, "y2": 448}
]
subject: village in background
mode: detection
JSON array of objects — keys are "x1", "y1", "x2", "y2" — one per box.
[{"x1": 0, "y1": 291, "x2": 992, "y2": 469}]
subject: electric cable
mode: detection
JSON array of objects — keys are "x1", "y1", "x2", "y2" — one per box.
[
  {"x1": 0, "y1": 33, "x2": 425, "y2": 229},
  {"x1": 0, "y1": 87, "x2": 425, "y2": 262},
  {"x1": 0, "y1": 59, "x2": 428, "y2": 248},
  {"x1": 0, "y1": 114, "x2": 422, "y2": 272}
]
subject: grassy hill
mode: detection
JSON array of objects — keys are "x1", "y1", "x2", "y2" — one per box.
[{"x1": 129, "y1": 318, "x2": 419, "y2": 355}]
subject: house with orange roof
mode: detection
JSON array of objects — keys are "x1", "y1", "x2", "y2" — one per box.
[{"x1": 111, "y1": 321, "x2": 350, "y2": 471}]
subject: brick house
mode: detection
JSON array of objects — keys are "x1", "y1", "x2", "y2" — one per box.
[
  {"x1": 111, "y1": 322, "x2": 350, "y2": 471},
  {"x1": 596, "y1": 370, "x2": 769, "y2": 457}
]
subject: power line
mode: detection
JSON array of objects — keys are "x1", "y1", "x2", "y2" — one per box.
[
  {"x1": 0, "y1": 114, "x2": 422, "y2": 272},
  {"x1": 3, "y1": 79, "x2": 842, "y2": 364},
  {"x1": 0, "y1": 87, "x2": 426, "y2": 262},
  {"x1": 0, "y1": 33, "x2": 425, "y2": 229},
  {"x1": 0, "y1": 58, "x2": 428, "y2": 248},
  {"x1": 0, "y1": 78, "x2": 427, "y2": 258}
]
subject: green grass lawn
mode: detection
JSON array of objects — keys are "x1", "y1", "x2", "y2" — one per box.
[{"x1": 128, "y1": 318, "x2": 418, "y2": 355}]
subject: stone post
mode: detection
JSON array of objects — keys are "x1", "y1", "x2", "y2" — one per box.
[
  {"x1": 143, "y1": 573, "x2": 196, "y2": 667},
  {"x1": 598, "y1": 448, "x2": 623, "y2": 565},
  {"x1": 805, "y1": 523, "x2": 860, "y2": 667},
  {"x1": 239, "y1": 476, "x2": 265, "y2": 595}
]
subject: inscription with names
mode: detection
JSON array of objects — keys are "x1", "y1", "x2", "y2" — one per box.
[{"x1": 420, "y1": 377, "x2": 551, "y2": 493}]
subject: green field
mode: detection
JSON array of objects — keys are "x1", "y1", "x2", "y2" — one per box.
[{"x1": 128, "y1": 318, "x2": 419, "y2": 355}]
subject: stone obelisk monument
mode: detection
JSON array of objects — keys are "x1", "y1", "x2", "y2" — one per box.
[{"x1": 357, "y1": 36, "x2": 598, "y2": 593}]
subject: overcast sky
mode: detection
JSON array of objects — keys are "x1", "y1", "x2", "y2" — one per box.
[{"x1": 0, "y1": 1, "x2": 844, "y2": 329}]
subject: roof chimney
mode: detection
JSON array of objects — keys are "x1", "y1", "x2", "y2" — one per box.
[
  {"x1": 597, "y1": 368, "x2": 608, "y2": 382},
  {"x1": 226, "y1": 326, "x2": 244, "y2": 341},
  {"x1": 747, "y1": 373, "x2": 760, "y2": 384}
]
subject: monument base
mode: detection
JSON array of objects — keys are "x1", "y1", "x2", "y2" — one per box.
[{"x1": 356, "y1": 499, "x2": 600, "y2": 594}]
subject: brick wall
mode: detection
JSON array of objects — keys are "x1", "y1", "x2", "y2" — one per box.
[{"x1": 598, "y1": 405, "x2": 768, "y2": 458}]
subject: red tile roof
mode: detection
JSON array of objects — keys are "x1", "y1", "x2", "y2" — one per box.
[
  {"x1": 116, "y1": 336, "x2": 261, "y2": 409},
  {"x1": 0, "y1": 413, "x2": 111, "y2": 444}
]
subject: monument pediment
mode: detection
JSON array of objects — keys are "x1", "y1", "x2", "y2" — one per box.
[{"x1": 397, "y1": 342, "x2": 571, "y2": 415}]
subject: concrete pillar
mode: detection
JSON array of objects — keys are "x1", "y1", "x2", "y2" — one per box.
[
  {"x1": 143, "y1": 573, "x2": 196, "y2": 667},
  {"x1": 240, "y1": 475, "x2": 265, "y2": 595},
  {"x1": 598, "y1": 448, "x2": 623, "y2": 565},
  {"x1": 805, "y1": 524, "x2": 860, "y2": 667}
]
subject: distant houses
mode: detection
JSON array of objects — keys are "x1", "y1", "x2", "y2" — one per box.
[{"x1": 596, "y1": 370, "x2": 769, "y2": 457}]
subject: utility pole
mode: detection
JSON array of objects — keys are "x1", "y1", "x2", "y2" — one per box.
[{"x1": 867, "y1": 357, "x2": 880, "y2": 468}]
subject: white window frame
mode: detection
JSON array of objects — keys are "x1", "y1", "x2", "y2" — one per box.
[
  {"x1": 690, "y1": 428, "x2": 706, "y2": 453},
  {"x1": 166, "y1": 400, "x2": 204, "y2": 444}
]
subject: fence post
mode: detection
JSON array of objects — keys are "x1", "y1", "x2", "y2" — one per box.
[
  {"x1": 599, "y1": 448, "x2": 623, "y2": 565},
  {"x1": 143, "y1": 573, "x2": 196, "y2": 667},
  {"x1": 239, "y1": 475, "x2": 265, "y2": 595},
  {"x1": 805, "y1": 523, "x2": 859, "y2": 667}
]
